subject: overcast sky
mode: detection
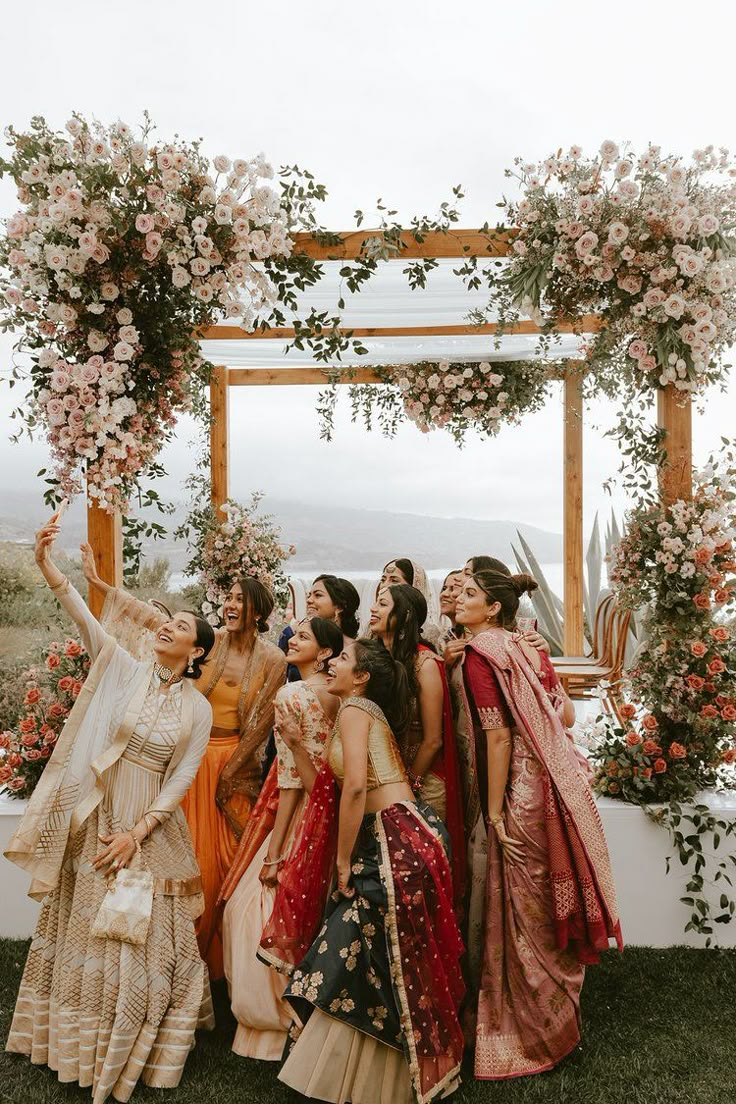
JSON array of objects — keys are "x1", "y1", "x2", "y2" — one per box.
[{"x1": 1, "y1": 0, "x2": 734, "y2": 541}]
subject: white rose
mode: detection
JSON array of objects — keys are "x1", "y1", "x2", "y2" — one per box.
[
  {"x1": 607, "y1": 221, "x2": 629, "y2": 245},
  {"x1": 101, "y1": 282, "x2": 119, "y2": 300},
  {"x1": 113, "y1": 341, "x2": 134, "y2": 361},
  {"x1": 87, "y1": 330, "x2": 109, "y2": 352},
  {"x1": 600, "y1": 140, "x2": 619, "y2": 162},
  {"x1": 116, "y1": 308, "x2": 133, "y2": 325},
  {"x1": 214, "y1": 204, "x2": 232, "y2": 225},
  {"x1": 172, "y1": 266, "x2": 191, "y2": 288},
  {"x1": 213, "y1": 155, "x2": 231, "y2": 173},
  {"x1": 118, "y1": 325, "x2": 139, "y2": 344}
]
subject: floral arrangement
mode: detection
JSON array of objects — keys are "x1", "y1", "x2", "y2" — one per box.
[
  {"x1": 182, "y1": 493, "x2": 294, "y2": 625},
  {"x1": 591, "y1": 460, "x2": 736, "y2": 802},
  {"x1": 318, "y1": 358, "x2": 550, "y2": 443},
  {"x1": 497, "y1": 142, "x2": 736, "y2": 395},
  {"x1": 0, "y1": 114, "x2": 292, "y2": 511},
  {"x1": 0, "y1": 636, "x2": 90, "y2": 798}
]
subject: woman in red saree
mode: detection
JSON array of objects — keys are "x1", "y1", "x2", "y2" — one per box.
[
  {"x1": 369, "y1": 583, "x2": 466, "y2": 909},
  {"x1": 259, "y1": 638, "x2": 465, "y2": 1104},
  {"x1": 455, "y1": 569, "x2": 622, "y2": 1080}
]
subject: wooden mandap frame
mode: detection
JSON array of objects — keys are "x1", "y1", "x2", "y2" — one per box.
[{"x1": 86, "y1": 229, "x2": 694, "y2": 654}]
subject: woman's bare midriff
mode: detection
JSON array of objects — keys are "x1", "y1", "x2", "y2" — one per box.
[{"x1": 364, "y1": 781, "x2": 415, "y2": 813}]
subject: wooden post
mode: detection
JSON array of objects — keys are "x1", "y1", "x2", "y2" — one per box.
[
  {"x1": 563, "y1": 368, "x2": 585, "y2": 655},
  {"x1": 210, "y1": 365, "x2": 230, "y2": 513},
  {"x1": 87, "y1": 501, "x2": 123, "y2": 619},
  {"x1": 657, "y1": 386, "x2": 693, "y2": 505}
]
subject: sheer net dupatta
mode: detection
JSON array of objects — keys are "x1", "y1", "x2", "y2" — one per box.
[
  {"x1": 258, "y1": 763, "x2": 338, "y2": 974},
  {"x1": 101, "y1": 587, "x2": 166, "y2": 662},
  {"x1": 377, "y1": 804, "x2": 465, "y2": 1104},
  {"x1": 4, "y1": 634, "x2": 144, "y2": 900},
  {"x1": 217, "y1": 760, "x2": 280, "y2": 907}
]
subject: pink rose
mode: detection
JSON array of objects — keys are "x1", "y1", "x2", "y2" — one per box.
[{"x1": 135, "y1": 214, "x2": 155, "y2": 233}]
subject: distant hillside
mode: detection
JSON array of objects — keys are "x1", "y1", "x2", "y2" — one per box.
[{"x1": 0, "y1": 490, "x2": 562, "y2": 572}]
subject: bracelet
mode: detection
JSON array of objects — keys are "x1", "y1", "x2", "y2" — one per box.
[
  {"x1": 490, "y1": 814, "x2": 504, "y2": 828},
  {"x1": 49, "y1": 576, "x2": 70, "y2": 593},
  {"x1": 407, "y1": 771, "x2": 424, "y2": 794},
  {"x1": 262, "y1": 854, "x2": 286, "y2": 867}
]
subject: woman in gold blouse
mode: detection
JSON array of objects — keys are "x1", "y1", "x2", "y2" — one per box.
[
  {"x1": 259, "y1": 639, "x2": 465, "y2": 1104},
  {"x1": 81, "y1": 547, "x2": 286, "y2": 981}
]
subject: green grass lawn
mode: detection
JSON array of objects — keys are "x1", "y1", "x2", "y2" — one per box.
[{"x1": 0, "y1": 940, "x2": 733, "y2": 1104}]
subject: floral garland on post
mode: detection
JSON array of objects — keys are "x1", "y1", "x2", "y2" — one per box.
[
  {"x1": 179, "y1": 490, "x2": 294, "y2": 626},
  {"x1": 317, "y1": 358, "x2": 552, "y2": 443},
  {"x1": 0, "y1": 636, "x2": 89, "y2": 798},
  {"x1": 0, "y1": 113, "x2": 292, "y2": 511},
  {"x1": 588, "y1": 452, "x2": 736, "y2": 940}
]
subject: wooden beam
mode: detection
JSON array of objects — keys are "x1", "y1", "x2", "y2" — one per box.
[
  {"x1": 200, "y1": 316, "x2": 602, "y2": 342},
  {"x1": 210, "y1": 365, "x2": 230, "y2": 513},
  {"x1": 563, "y1": 369, "x2": 585, "y2": 655},
  {"x1": 87, "y1": 501, "x2": 122, "y2": 619},
  {"x1": 289, "y1": 228, "x2": 514, "y2": 260},
  {"x1": 227, "y1": 362, "x2": 577, "y2": 387},
  {"x1": 657, "y1": 386, "x2": 693, "y2": 504}
]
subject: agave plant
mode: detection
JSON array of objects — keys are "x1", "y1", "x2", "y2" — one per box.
[{"x1": 512, "y1": 511, "x2": 638, "y2": 658}]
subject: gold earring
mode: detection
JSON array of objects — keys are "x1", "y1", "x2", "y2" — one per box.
[{"x1": 314, "y1": 659, "x2": 324, "y2": 673}]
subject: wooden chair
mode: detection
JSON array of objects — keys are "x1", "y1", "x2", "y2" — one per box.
[
  {"x1": 550, "y1": 592, "x2": 615, "y2": 670},
  {"x1": 554, "y1": 598, "x2": 631, "y2": 700}
]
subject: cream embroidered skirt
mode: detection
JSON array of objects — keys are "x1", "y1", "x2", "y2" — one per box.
[{"x1": 6, "y1": 760, "x2": 213, "y2": 1104}]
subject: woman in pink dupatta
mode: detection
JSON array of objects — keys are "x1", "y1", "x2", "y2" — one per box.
[{"x1": 455, "y1": 569, "x2": 622, "y2": 1080}]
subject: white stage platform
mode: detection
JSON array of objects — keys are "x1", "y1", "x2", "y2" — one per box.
[{"x1": 1, "y1": 792, "x2": 735, "y2": 946}]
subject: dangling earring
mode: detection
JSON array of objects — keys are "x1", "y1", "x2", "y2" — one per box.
[{"x1": 187, "y1": 660, "x2": 194, "y2": 674}]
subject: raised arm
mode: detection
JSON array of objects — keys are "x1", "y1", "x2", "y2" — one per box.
[{"x1": 35, "y1": 517, "x2": 108, "y2": 659}]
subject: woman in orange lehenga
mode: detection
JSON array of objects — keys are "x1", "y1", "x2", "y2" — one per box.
[
  {"x1": 455, "y1": 569, "x2": 622, "y2": 1080},
  {"x1": 83, "y1": 548, "x2": 286, "y2": 980}
]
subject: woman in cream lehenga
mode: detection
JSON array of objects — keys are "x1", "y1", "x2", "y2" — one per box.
[
  {"x1": 219, "y1": 616, "x2": 343, "y2": 1060},
  {"x1": 82, "y1": 547, "x2": 286, "y2": 981},
  {"x1": 6, "y1": 516, "x2": 216, "y2": 1104}
]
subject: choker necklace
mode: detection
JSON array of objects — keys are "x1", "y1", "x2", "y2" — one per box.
[{"x1": 154, "y1": 663, "x2": 183, "y2": 686}]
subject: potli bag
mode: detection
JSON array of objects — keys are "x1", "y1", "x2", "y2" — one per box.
[{"x1": 91, "y1": 866, "x2": 154, "y2": 945}]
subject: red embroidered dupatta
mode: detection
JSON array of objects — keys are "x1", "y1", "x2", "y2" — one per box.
[{"x1": 466, "y1": 632, "x2": 623, "y2": 963}]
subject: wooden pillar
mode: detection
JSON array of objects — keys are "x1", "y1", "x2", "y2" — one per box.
[
  {"x1": 210, "y1": 365, "x2": 230, "y2": 513},
  {"x1": 87, "y1": 501, "x2": 123, "y2": 618},
  {"x1": 657, "y1": 386, "x2": 693, "y2": 505},
  {"x1": 563, "y1": 367, "x2": 585, "y2": 655}
]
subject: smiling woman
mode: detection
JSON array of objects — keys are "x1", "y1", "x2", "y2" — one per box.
[
  {"x1": 5, "y1": 514, "x2": 216, "y2": 1103},
  {"x1": 81, "y1": 553, "x2": 286, "y2": 981}
]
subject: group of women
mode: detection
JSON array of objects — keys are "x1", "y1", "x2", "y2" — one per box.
[{"x1": 5, "y1": 522, "x2": 623, "y2": 1104}]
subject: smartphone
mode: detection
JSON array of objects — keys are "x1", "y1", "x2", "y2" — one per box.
[{"x1": 54, "y1": 498, "x2": 69, "y2": 524}]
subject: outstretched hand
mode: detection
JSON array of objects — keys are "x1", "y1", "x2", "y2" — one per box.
[
  {"x1": 34, "y1": 516, "x2": 61, "y2": 568},
  {"x1": 80, "y1": 541, "x2": 100, "y2": 584}
]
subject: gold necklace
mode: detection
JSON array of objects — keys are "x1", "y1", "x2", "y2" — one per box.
[{"x1": 153, "y1": 662, "x2": 183, "y2": 686}]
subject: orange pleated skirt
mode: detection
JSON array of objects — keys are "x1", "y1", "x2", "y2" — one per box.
[{"x1": 181, "y1": 733, "x2": 251, "y2": 980}]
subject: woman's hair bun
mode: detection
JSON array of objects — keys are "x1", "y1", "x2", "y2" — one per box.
[
  {"x1": 256, "y1": 616, "x2": 270, "y2": 634},
  {"x1": 511, "y1": 572, "x2": 538, "y2": 597}
]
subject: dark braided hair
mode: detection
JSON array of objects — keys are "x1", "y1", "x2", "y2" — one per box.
[
  {"x1": 305, "y1": 615, "x2": 344, "y2": 664},
  {"x1": 472, "y1": 570, "x2": 538, "y2": 629},
  {"x1": 467, "y1": 555, "x2": 510, "y2": 576},
  {"x1": 353, "y1": 637, "x2": 410, "y2": 738},
  {"x1": 385, "y1": 584, "x2": 435, "y2": 699},
  {"x1": 313, "y1": 574, "x2": 360, "y2": 639}
]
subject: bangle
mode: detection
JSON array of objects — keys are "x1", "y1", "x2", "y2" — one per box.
[
  {"x1": 128, "y1": 831, "x2": 142, "y2": 857},
  {"x1": 262, "y1": 854, "x2": 286, "y2": 867},
  {"x1": 49, "y1": 576, "x2": 69, "y2": 593},
  {"x1": 490, "y1": 814, "x2": 504, "y2": 828}
]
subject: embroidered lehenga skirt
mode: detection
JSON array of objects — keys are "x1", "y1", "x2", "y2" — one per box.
[
  {"x1": 6, "y1": 749, "x2": 213, "y2": 1104},
  {"x1": 277, "y1": 801, "x2": 464, "y2": 1104}
]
